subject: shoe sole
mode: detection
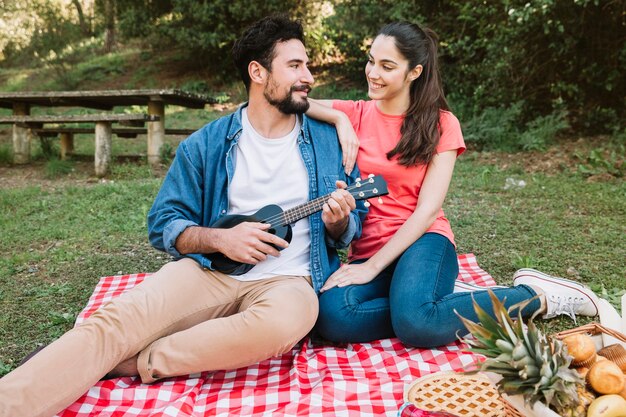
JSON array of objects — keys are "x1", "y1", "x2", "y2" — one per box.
[{"x1": 513, "y1": 268, "x2": 599, "y2": 316}]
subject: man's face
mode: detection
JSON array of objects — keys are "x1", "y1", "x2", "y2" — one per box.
[{"x1": 263, "y1": 39, "x2": 314, "y2": 114}]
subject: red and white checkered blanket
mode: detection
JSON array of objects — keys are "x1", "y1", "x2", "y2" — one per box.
[{"x1": 57, "y1": 254, "x2": 494, "y2": 417}]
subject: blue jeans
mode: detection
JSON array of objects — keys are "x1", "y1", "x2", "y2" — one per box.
[{"x1": 316, "y1": 233, "x2": 541, "y2": 348}]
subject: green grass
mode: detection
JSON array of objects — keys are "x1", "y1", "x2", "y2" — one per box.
[
  {"x1": 0, "y1": 178, "x2": 167, "y2": 373},
  {"x1": 448, "y1": 155, "x2": 625, "y2": 288},
  {"x1": 1, "y1": 148, "x2": 624, "y2": 376},
  {"x1": 0, "y1": 144, "x2": 11, "y2": 165},
  {"x1": 44, "y1": 159, "x2": 75, "y2": 178}
]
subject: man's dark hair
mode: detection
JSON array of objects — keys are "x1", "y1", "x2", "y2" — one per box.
[{"x1": 232, "y1": 15, "x2": 305, "y2": 91}]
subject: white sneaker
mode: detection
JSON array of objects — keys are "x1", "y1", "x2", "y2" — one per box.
[
  {"x1": 513, "y1": 268, "x2": 600, "y2": 321},
  {"x1": 453, "y1": 281, "x2": 507, "y2": 293}
]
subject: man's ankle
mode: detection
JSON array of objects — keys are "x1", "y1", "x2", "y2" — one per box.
[{"x1": 102, "y1": 355, "x2": 139, "y2": 380}]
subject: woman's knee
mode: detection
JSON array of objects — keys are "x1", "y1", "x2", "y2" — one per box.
[
  {"x1": 395, "y1": 325, "x2": 453, "y2": 348},
  {"x1": 391, "y1": 309, "x2": 454, "y2": 348},
  {"x1": 316, "y1": 291, "x2": 356, "y2": 342}
]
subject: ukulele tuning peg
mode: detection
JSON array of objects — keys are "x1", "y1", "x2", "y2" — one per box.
[
  {"x1": 368, "y1": 173, "x2": 374, "y2": 178},
  {"x1": 364, "y1": 201, "x2": 371, "y2": 208},
  {"x1": 378, "y1": 197, "x2": 384, "y2": 204},
  {"x1": 356, "y1": 177, "x2": 361, "y2": 182}
]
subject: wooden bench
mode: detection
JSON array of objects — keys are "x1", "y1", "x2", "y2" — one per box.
[
  {"x1": 33, "y1": 127, "x2": 196, "y2": 138},
  {"x1": 32, "y1": 127, "x2": 195, "y2": 158},
  {"x1": 0, "y1": 113, "x2": 160, "y2": 177}
]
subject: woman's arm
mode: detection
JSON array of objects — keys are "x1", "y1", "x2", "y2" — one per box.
[
  {"x1": 321, "y1": 150, "x2": 458, "y2": 291},
  {"x1": 307, "y1": 99, "x2": 359, "y2": 175},
  {"x1": 308, "y1": 98, "x2": 335, "y2": 109}
]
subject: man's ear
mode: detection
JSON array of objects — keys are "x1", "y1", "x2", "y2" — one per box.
[
  {"x1": 408, "y1": 64, "x2": 423, "y2": 82},
  {"x1": 248, "y1": 61, "x2": 267, "y2": 85}
]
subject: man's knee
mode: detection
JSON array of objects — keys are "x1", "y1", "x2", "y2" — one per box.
[
  {"x1": 257, "y1": 280, "x2": 319, "y2": 349},
  {"x1": 279, "y1": 282, "x2": 319, "y2": 334}
]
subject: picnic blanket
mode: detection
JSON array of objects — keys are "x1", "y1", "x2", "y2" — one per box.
[{"x1": 56, "y1": 254, "x2": 495, "y2": 417}]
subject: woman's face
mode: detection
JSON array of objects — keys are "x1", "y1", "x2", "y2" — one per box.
[{"x1": 365, "y1": 35, "x2": 417, "y2": 102}]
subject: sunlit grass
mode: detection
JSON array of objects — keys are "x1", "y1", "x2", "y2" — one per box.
[{"x1": 0, "y1": 68, "x2": 33, "y2": 91}]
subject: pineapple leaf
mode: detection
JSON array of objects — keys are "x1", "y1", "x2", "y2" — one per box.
[
  {"x1": 468, "y1": 296, "x2": 510, "y2": 342},
  {"x1": 458, "y1": 289, "x2": 585, "y2": 415}
]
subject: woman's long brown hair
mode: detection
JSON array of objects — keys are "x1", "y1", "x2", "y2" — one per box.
[{"x1": 378, "y1": 22, "x2": 449, "y2": 166}]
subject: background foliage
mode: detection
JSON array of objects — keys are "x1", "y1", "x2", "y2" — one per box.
[{"x1": 0, "y1": 0, "x2": 625, "y2": 146}]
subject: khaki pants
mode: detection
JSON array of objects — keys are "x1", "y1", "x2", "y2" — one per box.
[{"x1": 0, "y1": 258, "x2": 318, "y2": 417}]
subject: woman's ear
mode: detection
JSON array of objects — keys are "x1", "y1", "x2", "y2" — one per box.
[
  {"x1": 248, "y1": 61, "x2": 266, "y2": 85},
  {"x1": 409, "y1": 64, "x2": 423, "y2": 81}
]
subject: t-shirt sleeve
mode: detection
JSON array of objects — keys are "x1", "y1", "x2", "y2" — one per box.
[
  {"x1": 332, "y1": 100, "x2": 364, "y2": 132},
  {"x1": 437, "y1": 111, "x2": 466, "y2": 157}
]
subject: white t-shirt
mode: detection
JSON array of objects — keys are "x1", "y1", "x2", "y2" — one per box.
[{"x1": 226, "y1": 108, "x2": 311, "y2": 281}]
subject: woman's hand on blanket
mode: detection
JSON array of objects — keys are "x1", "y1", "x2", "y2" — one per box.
[{"x1": 320, "y1": 262, "x2": 378, "y2": 292}]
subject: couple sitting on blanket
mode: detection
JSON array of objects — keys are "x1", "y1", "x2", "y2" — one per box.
[{"x1": 0, "y1": 15, "x2": 600, "y2": 417}]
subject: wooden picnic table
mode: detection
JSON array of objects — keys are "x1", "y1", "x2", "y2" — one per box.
[
  {"x1": 0, "y1": 113, "x2": 163, "y2": 176},
  {"x1": 0, "y1": 89, "x2": 214, "y2": 166},
  {"x1": 0, "y1": 113, "x2": 160, "y2": 126}
]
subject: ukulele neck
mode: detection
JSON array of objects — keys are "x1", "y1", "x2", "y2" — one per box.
[{"x1": 281, "y1": 195, "x2": 329, "y2": 225}]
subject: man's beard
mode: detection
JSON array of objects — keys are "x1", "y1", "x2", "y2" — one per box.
[{"x1": 264, "y1": 78, "x2": 312, "y2": 114}]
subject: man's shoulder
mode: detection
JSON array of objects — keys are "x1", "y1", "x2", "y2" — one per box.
[
  {"x1": 304, "y1": 115, "x2": 336, "y2": 131},
  {"x1": 303, "y1": 115, "x2": 339, "y2": 141},
  {"x1": 182, "y1": 111, "x2": 239, "y2": 149}
]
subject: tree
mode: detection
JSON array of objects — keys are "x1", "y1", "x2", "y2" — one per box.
[
  {"x1": 103, "y1": 0, "x2": 116, "y2": 52},
  {"x1": 71, "y1": 0, "x2": 92, "y2": 36}
]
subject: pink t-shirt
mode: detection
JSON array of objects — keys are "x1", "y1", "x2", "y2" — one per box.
[{"x1": 333, "y1": 100, "x2": 466, "y2": 261}]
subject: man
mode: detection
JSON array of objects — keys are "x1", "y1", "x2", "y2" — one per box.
[{"x1": 0, "y1": 15, "x2": 367, "y2": 417}]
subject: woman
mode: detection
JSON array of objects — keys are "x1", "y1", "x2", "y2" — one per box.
[{"x1": 308, "y1": 21, "x2": 599, "y2": 348}]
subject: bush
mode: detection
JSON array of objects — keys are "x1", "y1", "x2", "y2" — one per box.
[
  {"x1": 0, "y1": 145, "x2": 12, "y2": 165},
  {"x1": 519, "y1": 111, "x2": 569, "y2": 152},
  {"x1": 322, "y1": 0, "x2": 625, "y2": 135},
  {"x1": 461, "y1": 104, "x2": 522, "y2": 151},
  {"x1": 44, "y1": 159, "x2": 75, "y2": 179},
  {"x1": 575, "y1": 143, "x2": 625, "y2": 179},
  {"x1": 461, "y1": 104, "x2": 569, "y2": 151}
]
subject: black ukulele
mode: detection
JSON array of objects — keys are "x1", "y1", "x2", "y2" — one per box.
[{"x1": 207, "y1": 174, "x2": 388, "y2": 275}]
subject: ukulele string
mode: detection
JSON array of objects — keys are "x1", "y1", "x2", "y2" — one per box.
[
  {"x1": 258, "y1": 182, "x2": 370, "y2": 226},
  {"x1": 260, "y1": 194, "x2": 333, "y2": 226}
]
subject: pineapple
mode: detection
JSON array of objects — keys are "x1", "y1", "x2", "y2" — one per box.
[{"x1": 457, "y1": 290, "x2": 591, "y2": 416}]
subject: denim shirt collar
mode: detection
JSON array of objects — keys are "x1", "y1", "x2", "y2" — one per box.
[{"x1": 227, "y1": 102, "x2": 311, "y2": 144}]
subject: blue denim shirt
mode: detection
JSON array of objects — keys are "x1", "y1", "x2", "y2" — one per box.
[{"x1": 147, "y1": 104, "x2": 368, "y2": 293}]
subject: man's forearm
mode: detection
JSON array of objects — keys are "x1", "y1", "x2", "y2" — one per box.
[{"x1": 175, "y1": 226, "x2": 224, "y2": 255}]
